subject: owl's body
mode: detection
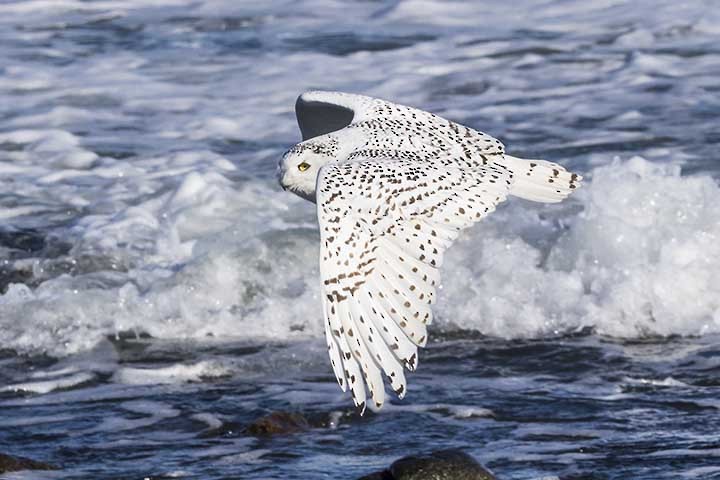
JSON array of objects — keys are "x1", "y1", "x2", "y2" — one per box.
[{"x1": 278, "y1": 91, "x2": 581, "y2": 413}]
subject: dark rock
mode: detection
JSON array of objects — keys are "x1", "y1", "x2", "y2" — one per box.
[
  {"x1": 246, "y1": 411, "x2": 310, "y2": 436},
  {"x1": 0, "y1": 453, "x2": 58, "y2": 473},
  {"x1": 359, "y1": 449, "x2": 496, "y2": 480}
]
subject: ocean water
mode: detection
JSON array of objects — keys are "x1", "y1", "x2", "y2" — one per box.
[{"x1": 1, "y1": 1, "x2": 719, "y2": 478}]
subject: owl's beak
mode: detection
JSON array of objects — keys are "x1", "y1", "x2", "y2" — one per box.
[{"x1": 279, "y1": 171, "x2": 290, "y2": 192}]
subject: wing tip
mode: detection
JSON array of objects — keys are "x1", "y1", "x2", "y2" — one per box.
[{"x1": 295, "y1": 91, "x2": 357, "y2": 140}]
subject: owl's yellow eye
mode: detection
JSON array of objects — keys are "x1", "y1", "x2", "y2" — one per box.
[{"x1": 298, "y1": 162, "x2": 311, "y2": 172}]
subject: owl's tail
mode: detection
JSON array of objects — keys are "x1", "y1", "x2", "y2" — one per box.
[{"x1": 504, "y1": 155, "x2": 582, "y2": 203}]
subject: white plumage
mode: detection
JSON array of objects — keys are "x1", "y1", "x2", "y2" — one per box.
[{"x1": 278, "y1": 91, "x2": 582, "y2": 413}]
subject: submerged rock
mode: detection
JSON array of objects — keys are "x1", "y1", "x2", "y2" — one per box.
[
  {"x1": 246, "y1": 411, "x2": 310, "y2": 436},
  {"x1": 359, "y1": 449, "x2": 496, "y2": 480},
  {"x1": 0, "y1": 453, "x2": 58, "y2": 473}
]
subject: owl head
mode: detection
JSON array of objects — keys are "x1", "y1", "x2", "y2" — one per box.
[{"x1": 278, "y1": 136, "x2": 341, "y2": 203}]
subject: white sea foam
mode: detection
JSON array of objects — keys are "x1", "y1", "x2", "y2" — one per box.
[
  {"x1": 113, "y1": 360, "x2": 232, "y2": 385},
  {"x1": 86, "y1": 400, "x2": 180, "y2": 433},
  {"x1": 1, "y1": 372, "x2": 95, "y2": 394},
  {"x1": 191, "y1": 412, "x2": 224, "y2": 430},
  {"x1": 440, "y1": 157, "x2": 720, "y2": 338},
  {"x1": 0, "y1": 0, "x2": 718, "y2": 358},
  {"x1": 621, "y1": 376, "x2": 689, "y2": 388},
  {"x1": 383, "y1": 402, "x2": 495, "y2": 419},
  {"x1": 1, "y1": 157, "x2": 719, "y2": 356}
]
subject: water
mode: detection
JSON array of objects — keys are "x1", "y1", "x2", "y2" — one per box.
[{"x1": 0, "y1": 1, "x2": 719, "y2": 478}]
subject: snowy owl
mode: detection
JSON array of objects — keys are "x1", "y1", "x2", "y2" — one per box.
[{"x1": 278, "y1": 91, "x2": 582, "y2": 413}]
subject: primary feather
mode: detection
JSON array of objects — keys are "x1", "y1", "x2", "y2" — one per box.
[{"x1": 278, "y1": 91, "x2": 582, "y2": 413}]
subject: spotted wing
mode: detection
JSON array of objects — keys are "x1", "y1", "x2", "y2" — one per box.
[
  {"x1": 296, "y1": 90, "x2": 506, "y2": 163},
  {"x1": 317, "y1": 156, "x2": 514, "y2": 413}
]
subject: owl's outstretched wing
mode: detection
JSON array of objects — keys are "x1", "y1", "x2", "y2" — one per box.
[
  {"x1": 295, "y1": 90, "x2": 506, "y2": 160},
  {"x1": 317, "y1": 155, "x2": 514, "y2": 413}
]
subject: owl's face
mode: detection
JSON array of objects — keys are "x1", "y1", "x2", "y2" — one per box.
[{"x1": 278, "y1": 137, "x2": 339, "y2": 203}]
